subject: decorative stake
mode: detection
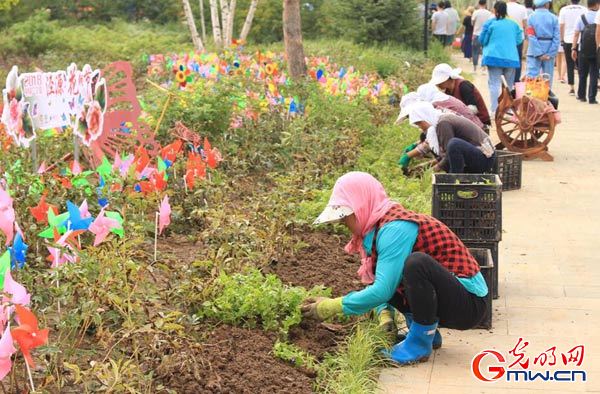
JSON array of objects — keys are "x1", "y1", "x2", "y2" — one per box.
[
  {"x1": 25, "y1": 356, "x2": 35, "y2": 392},
  {"x1": 154, "y1": 212, "x2": 159, "y2": 262}
]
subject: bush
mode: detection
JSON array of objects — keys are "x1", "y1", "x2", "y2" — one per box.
[
  {"x1": 0, "y1": 10, "x2": 58, "y2": 57},
  {"x1": 320, "y1": 0, "x2": 422, "y2": 47}
]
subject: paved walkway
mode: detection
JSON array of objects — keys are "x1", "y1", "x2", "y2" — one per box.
[{"x1": 378, "y1": 55, "x2": 600, "y2": 393}]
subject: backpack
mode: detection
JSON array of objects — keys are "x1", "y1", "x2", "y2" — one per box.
[{"x1": 580, "y1": 14, "x2": 597, "y2": 58}]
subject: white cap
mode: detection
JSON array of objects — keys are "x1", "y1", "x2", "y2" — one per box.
[
  {"x1": 396, "y1": 92, "x2": 421, "y2": 123},
  {"x1": 430, "y1": 64, "x2": 462, "y2": 86},
  {"x1": 313, "y1": 205, "x2": 354, "y2": 225}
]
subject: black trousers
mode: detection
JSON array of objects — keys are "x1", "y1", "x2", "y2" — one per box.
[
  {"x1": 577, "y1": 56, "x2": 599, "y2": 102},
  {"x1": 514, "y1": 43, "x2": 524, "y2": 83},
  {"x1": 388, "y1": 252, "x2": 488, "y2": 330},
  {"x1": 563, "y1": 43, "x2": 577, "y2": 86}
]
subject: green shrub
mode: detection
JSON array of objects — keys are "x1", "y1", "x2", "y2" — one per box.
[
  {"x1": 198, "y1": 269, "x2": 330, "y2": 335},
  {"x1": 0, "y1": 10, "x2": 58, "y2": 57}
]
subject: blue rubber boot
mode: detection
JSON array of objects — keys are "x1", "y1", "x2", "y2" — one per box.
[
  {"x1": 402, "y1": 313, "x2": 442, "y2": 350},
  {"x1": 386, "y1": 321, "x2": 438, "y2": 365}
]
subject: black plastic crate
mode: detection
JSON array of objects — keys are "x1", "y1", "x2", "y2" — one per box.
[
  {"x1": 493, "y1": 151, "x2": 523, "y2": 191},
  {"x1": 464, "y1": 240, "x2": 499, "y2": 299},
  {"x1": 469, "y1": 248, "x2": 494, "y2": 330},
  {"x1": 432, "y1": 174, "x2": 502, "y2": 242}
]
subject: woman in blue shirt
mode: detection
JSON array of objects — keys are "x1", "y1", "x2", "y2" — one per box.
[
  {"x1": 301, "y1": 172, "x2": 489, "y2": 365},
  {"x1": 479, "y1": 1, "x2": 524, "y2": 113}
]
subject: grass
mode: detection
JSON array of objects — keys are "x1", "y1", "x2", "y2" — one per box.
[{"x1": 317, "y1": 321, "x2": 390, "y2": 394}]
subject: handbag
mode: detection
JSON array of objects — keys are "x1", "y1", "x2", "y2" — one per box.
[{"x1": 524, "y1": 74, "x2": 551, "y2": 102}]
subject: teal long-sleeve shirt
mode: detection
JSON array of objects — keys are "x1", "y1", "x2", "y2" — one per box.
[{"x1": 341, "y1": 220, "x2": 489, "y2": 316}]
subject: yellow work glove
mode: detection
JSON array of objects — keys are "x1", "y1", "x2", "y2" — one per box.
[
  {"x1": 301, "y1": 297, "x2": 343, "y2": 321},
  {"x1": 378, "y1": 308, "x2": 396, "y2": 333}
]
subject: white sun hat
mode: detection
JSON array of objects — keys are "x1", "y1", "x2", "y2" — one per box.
[
  {"x1": 430, "y1": 63, "x2": 462, "y2": 86},
  {"x1": 395, "y1": 92, "x2": 421, "y2": 123},
  {"x1": 313, "y1": 205, "x2": 354, "y2": 225}
]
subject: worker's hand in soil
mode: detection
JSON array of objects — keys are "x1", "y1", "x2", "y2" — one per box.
[{"x1": 300, "y1": 297, "x2": 343, "y2": 321}]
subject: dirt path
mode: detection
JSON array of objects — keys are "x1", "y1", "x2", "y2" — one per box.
[{"x1": 378, "y1": 54, "x2": 600, "y2": 393}]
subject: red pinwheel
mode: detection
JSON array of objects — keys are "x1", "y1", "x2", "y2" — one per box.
[
  {"x1": 185, "y1": 152, "x2": 206, "y2": 189},
  {"x1": 11, "y1": 305, "x2": 49, "y2": 367},
  {"x1": 29, "y1": 193, "x2": 59, "y2": 224},
  {"x1": 160, "y1": 140, "x2": 182, "y2": 164},
  {"x1": 133, "y1": 146, "x2": 150, "y2": 175}
]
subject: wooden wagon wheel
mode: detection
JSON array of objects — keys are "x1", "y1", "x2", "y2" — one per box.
[{"x1": 495, "y1": 85, "x2": 556, "y2": 161}]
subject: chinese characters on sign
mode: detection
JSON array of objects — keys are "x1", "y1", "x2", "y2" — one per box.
[{"x1": 1, "y1": 64, "x2": 107, "y2": 147}]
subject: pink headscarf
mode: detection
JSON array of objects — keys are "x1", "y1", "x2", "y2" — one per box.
[{"x1": 328, "y1": 172, "x2": 394, "y2": 284}]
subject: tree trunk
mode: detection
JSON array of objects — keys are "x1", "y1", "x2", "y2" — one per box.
[
  {"x1": 219, "y1": 0, "x2": 231, "y2": 47},
  {"x1": 209, "y1": 0, "x2": 223, "y2": 48},
  {"x1": 182, "y1": 0, "x2": 205, "y2": 51},
  {"x1": 199, "y1": 0, "x2": 207, "y2": 42},
  {"x1": 240, "y1": 0, "x2": 258, "y2": 42},
  {"x1": 283, "y1": 0, "x2": 306, "y2": 79},
  {"x1": 227, "y1": 0, "x2": 237, "y2": 43}
]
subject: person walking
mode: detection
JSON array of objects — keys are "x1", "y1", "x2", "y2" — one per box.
[
  {"x1": 472, "y1": 0, "x2": 494, "y2": 72},
  {"x1": 572, "y1": 0, "x2": 599, "y2": 104},
  {"x1": 597, "y1": 7, "x2": 600, "y2": 58},
  {"x1": 526, "y1": 0, "x2": 560, "y2": 88},
  {"x1": 303, "y1": 172, "x2": 489, "y2": 365},
  {"x1": 479, "y1": 1, "x2": 524, "y2": 114},
  {"x1": 507, "y1": 0, "x2": 529, "y2": 82},
  {"x1": 560, "y1": 0, "x2": 587, "y2": 95},
  {"x1": 460, "y1": 6, "x2": 476, "y2": 59},
  {"x1": 445, "y1": 1, "x2": 461, "y2": 47},
  {"x1": 432, "y1": 2, "x2": 449, "y2": 45}
]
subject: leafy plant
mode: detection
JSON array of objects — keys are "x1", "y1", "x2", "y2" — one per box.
[
  {"x1": 273, "y1": 340, "x2": 319, "y2": 371},
  {"x1": 198, "y1": 269, "x2": 330, "y2": 335}
]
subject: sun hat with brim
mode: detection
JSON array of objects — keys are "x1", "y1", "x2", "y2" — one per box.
[
  {"x1": 429, "y1": 64, "x2": 462, "y2": 86},
  {"x1": 395, "y1": 92, "x2": 421, "y2": 123},
  {"x1": 313, "y1": 205, "x2": 354, "y2": 225},
  {"x1": 533, "y1": 0, "x2": 550, "y2": 6}
]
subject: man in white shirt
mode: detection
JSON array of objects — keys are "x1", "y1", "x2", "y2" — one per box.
[
  {"x1": 560, "y1": 0, "x2": 587, "y2": 95},
  {"x1": 444, "y1": 1, "x2": 460, "y2": 46},
  {"x1": 432, "y1": 3, "x2": 449, "y2": 45},
  {"x1": 472, "y1": 0, "x2": 494, "y2": 72},
  {"x1": 507, "y1": 0, "x2": 529, "y2": 82}
]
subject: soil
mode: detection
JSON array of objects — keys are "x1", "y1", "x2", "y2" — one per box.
[
  {"x1": 160, "y1": 325, "x2": 314, "y2": 394},
  {"x1": 265, "y1": 230, "x2": 363, "y2": 297},
  {"x1": 155, "y1": 230, "x2": 362, "y2": 392}
]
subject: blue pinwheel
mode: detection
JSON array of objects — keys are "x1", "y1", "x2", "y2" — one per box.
[
  {"x1": 9, "y1": 233, "x2": 28, "y2": 269},
  {"x1": 66, "y1": 201, "x2": 93, "y2": 231}
]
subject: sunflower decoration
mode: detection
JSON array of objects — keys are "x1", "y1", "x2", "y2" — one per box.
[
  {"x1": 173, "y1": 63, "x2": 193, "y2": 89},
  {"x1": 265, "y1": 62, "x2": 278, "y2": 76}
]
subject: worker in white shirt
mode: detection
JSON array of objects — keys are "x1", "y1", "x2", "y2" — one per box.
[
  {"x1": 560, "y1": 0, "x2": 587, "y2": 95},
  {"x1": 472, "y1": 0, "x2": 494, "y2": 72},
  {"x1": 507, "y1": 0, "x2": 529, "y2": 83},
  {"x1": 445, "y1": 1, "x2": 461, "y2": 47},
  {"x1": 433, "y1": 2, "x2": 450, "y2": 45}
]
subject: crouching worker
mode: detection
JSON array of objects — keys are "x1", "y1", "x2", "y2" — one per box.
[
  {"x1": 407, "y1": 102, "x2": 495, "y2": 173},
  {"x1": 301, "y1": 172, "x2": 489, "y2": 365}
]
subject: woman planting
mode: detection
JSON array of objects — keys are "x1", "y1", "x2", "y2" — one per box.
[
  {"x1": 416, "y1": 83, "x2": 485, "y2": 128},
  {"x1": 301, "y1": 172, "x2": 489, "y2": 365},
  {"x1": 430, "y1": 63, "x2": 491, "y2": 128},
  {"x1": 408, "y1": 102, "x2": 495, "y2": 173}
]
